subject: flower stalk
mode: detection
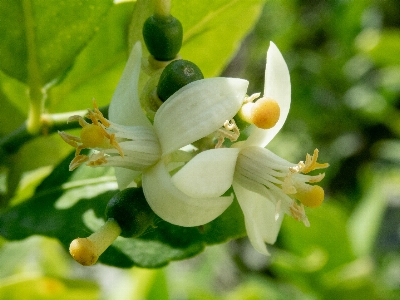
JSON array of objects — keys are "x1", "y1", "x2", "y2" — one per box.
[{"x1": 153, "y1": 0, "x2": 171, "y2": 17}]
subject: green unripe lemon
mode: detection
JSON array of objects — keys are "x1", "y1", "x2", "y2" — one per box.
[
  {"x1": 143, "y1": 14, "x2": 183, "y2": 61},
  {"x1": 105, "y1": 188, "x2": 155, "y2": 238},
  {"x1": 157, "y1": 59, "x2": 204, "y2": 101}
]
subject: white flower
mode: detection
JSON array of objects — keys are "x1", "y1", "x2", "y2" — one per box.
[
  {"x1": 59, "y1": 42, "x2": 250, "y2": 226},
  {"x1": 171, "y1": 42, "x2": 329, "y2": 255}
]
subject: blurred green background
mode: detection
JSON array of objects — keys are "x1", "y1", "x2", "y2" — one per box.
[{"x1": 1, "y1": 0, "x2": 400, "y2": 299}]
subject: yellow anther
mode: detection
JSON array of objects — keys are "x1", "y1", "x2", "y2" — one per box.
[
  {"x1": 289, "y1": 202, "x2": 310, "y2": 226},
  {"x1": 69, "y1": 154, "x2": 89, "y2": 171},
  {"x1": 251, "y1": 98, "x2": 280, "y2": 129},
  {"x1": 301, "y1": 149, "x2": 330, "y2": 174},
  {"x1": 215, "y1": 119, "x2": 240, "y2": 148},
  {"x1": 80, "y1": 124, "x2": 107, "y2": 148},
  {"x1": 86, "y1": 152, "x2": 108, "y2": 167},
  {"x1": 295, "y1": 184, "x2": 324, "y2": 208}
]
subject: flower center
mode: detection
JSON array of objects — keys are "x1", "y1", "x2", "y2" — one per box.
[
  {"x1": 234, "y1": 147, "x2": 329, "y2": 224},
  {"x1": 283, "y1": 149, "x2": 329, "y2": 208},
  {"x1": 80, "y1": 124, "x2": 107, "y2": 148}
]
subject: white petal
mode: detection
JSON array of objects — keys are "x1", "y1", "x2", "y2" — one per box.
[
  {"x1": 154, "y1": 78, "x2": 248, "y2": 156},
  {"x1": 245, "y1": 42, "x2": 291, "y2": 148},
  {"x1": 172, "y1": 148, "x2": 240, "y2": 198},
  {"x1": 142, "y1": 161, "x2": 234, "y2": 227},
  {"x1": 114, "y1": 168, "x2": 140, "y2": 190},
  {"x1": 233, "y1": 182, "x2": 283, "y2": 255},
  {"x1": 109, "y1": 42, "x2": 151, "y2": 127}
]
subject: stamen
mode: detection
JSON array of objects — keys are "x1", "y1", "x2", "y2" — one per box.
[
  {"x1": 215, "y1": 119, "x2": 240, "y2": 148},
  {"x1": 244, "y1": 93, "x2": 261, "y2": 103},
  {"x1": 109, "y1": 133, "x2": 124, "y2": 157},
  {"x1": 295, "y1": 184, "x2": 324, "y2": 208},
  {"x1": 58, "y1": 131, "x2": 80, "y2": 147},
  {"x1": 86, "y1": 152, "x2": 108, "y2": 167},
  {"x1": 69, "y1": 155, "x2": 89, "y2": 171},
  {"x1": 300, "y1": 149, "x2": 330, "y2": 174},
  {"x1": 290, "y1": 202, "x2": 310, "y2": 227}
]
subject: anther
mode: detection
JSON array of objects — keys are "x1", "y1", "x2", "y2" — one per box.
[
  {"x1": 295, "y1": 184, "x2": 324, "y2": 208},
  {"x1": 215, "y1": 119, "x2": 240, "y2": 148}
]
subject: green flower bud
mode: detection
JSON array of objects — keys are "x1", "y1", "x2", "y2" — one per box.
[
  {"x1": 143, "y1": 14, "x2": 183, "y2": 61},
  {"x1": 105, "y1": 188, "x2": 155, "y2": 238},
  {"x1": 157, "y1": 59, "x2": 204, "y2": 101}
]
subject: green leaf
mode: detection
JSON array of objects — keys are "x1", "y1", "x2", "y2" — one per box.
[
  {"x1": 48, "y1": 1, "x2": 135, "y2": 112},
  {"x1": 48, "y1": 0, "x2": 265, "y2": 113},
  {"x1": 0, "y1": 0, "x2": 113, "y2": 85},
  {"x1": 176, "y1": 0, "x2": 265, "y2": 77},
  {"x1": 348, "y1": 166, "x2": 399, "y2": 257},
  {"x1": 126, "y1": 0, "x2": 265, "y2": 79},
  {"x1": 277, "y1": 201, "x2": 355, "y2": 272},
  {"x1": 0, "y1": 275, "x2": 99, "y2": 300}
]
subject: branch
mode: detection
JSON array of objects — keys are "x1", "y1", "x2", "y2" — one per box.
[{"x1": 0, "y1": 106, "x2": 109, "y2": 155}]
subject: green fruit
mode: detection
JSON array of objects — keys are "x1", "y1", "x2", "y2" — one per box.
[
  {"x1": 157, "y1": 59, "x2": 204, "y2": 101},
  {"x1": 105, "y1": 188, "x2": 155, "y2": 238},
  {"x1": 143, "y1": 14, "x2": 183, "y2": 61}
]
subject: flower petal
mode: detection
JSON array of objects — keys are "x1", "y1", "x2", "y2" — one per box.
[
  {"x1": 142, "y1": 161, "x2": 234, "y2": 227},
  {"x1": 245, "y1": 42, "x2": 291, "y2": 148},
  {"x1": 109, "y1": 41, "x2": 151, "y2": 127},
  {"x1": 114, "y1": 168, "x2": 140, "y2": 190},
  {"x1": 172, "y1": 148, "x2": 240, "y2": 198},
  {"x1": 233, "y1": 182, "x2": 283, "y2": 255},
  {"x1": 154, "y1": 77, "x2": 248, "y2": 156}
]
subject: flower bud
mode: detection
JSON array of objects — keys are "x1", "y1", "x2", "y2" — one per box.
[
  {"x1": 157, "y1": 59, "x2": 204, "y2": 101},
  {"x1": 143, "y1": 14, "x2": 183, "y2": 61},
  {"x1": 105, "y1": 187, "x2": 155, "y2": 238}
]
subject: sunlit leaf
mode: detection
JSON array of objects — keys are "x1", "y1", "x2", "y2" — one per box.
[
  {"x1": 48, "y1": 1, "x2": 135, "y2": 112},
  {"x1": 176, "y1": 0, "x2": 265, "y2": 77},
  {"x1": 0, "y1": 275, "x2": 99, "y2": 300},
  {"x1": 0, "y1": 0, "x2": 113, "y2": 85}
]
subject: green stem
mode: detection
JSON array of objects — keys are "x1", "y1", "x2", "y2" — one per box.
[
  {"x1": 22, "y1": 0, "x2": 45, "y2": 134},
  {"x1": 0, "y1": 106, "x2": 109, "y2": 155},
  {"x1": 26, "y1": 88, "x2": 45, "y2": 134},
  {"x1": 153, "y1": 0, "x2": 170, "y2": 17}
]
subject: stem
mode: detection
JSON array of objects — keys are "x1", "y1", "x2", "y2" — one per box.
[
  {"x1": 153, "y1": 0, "x2": 170, "y2": 17},
  {"x1": 0, "y1": 106, "x2": 109, "y2": 155},
  {"x1": 69, "y1": 219, "x2": 122, "y2": 266},
  {"x1": 23, "y1": 0, "x2": 45, "y2": 134},
  {"x1": 27, "y1": 89, "x2": 45, "y2": 134}
]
